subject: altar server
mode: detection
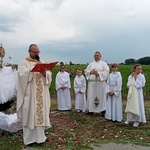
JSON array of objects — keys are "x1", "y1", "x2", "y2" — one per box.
[
  {"x1": 74, "y1": 68, "x2": 86, "y2": 112},
  {"x1": 125, "y1": 64, "x2": 146, "y2": 127},
  {"x1": 55, "y1": 64, "x2": 71, "y2": 110},
  {"x1": 105, "y1": 63, "x2": 122, "y2": 122}
]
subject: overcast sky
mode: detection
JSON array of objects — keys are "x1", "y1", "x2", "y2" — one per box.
[{"x1": 0, "y1": 0, "x2": 150, "y2": 64}]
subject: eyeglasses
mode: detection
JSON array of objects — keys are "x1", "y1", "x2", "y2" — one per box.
[{"x1": 30, "y1": 50, "x2": 40, "y2": 54}]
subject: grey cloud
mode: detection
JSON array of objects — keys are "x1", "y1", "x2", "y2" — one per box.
[
  {"x1": 0, "y1": 16, "x2": 16, "y2": 32},
  {"x1": 53, "y1": 0, "x2": 65, "y2": 9},
  {"x1": 0, "y1": 24, "x2": 14, "y2": 32},
  {"x1": 38, "y1": 40, "x2": 98, "y2": 64},
  {"x1": 0, "y1": 10, "x2": 27, "y2": 33},
  {"x1": 1, "y1": 0, "x2": 150, "y2": 64},
  {"x1": 41, "y1": 40, "x2": 94, "y2": 52},
  {"x1": 31, "y1": 0, "x2": 65, "y2": 10}
]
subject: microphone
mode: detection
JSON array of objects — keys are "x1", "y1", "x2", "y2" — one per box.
[{"x1": 35, "y1": 55, "x2": 40, "y2": 61}]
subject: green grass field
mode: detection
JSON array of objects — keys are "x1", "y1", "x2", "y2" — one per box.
[
  {"x1": 0, "y1": 100, "x2": 150, "y2": 149},
  {"x1": 0, "y1": 64, "x2": 150, "y2": 149},
  {"x1": 50, "y1": 64, "x2": 150, "y2": 100}
]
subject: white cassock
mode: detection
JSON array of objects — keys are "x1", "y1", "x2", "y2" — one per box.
[
  {"x1": 17, "y1": 57, "x2": 52, "y2": 145},
  {"x1": 105, "y1": 72, "x2": 122, "y2": 122},
  {"x1": 125, "y1": 73, "x2": 146, "y2": 123},
  {"x1": 85, "y1": 60, "x2": 109, "y2": 113},
  {"x1": 74, "y1": 75, "x2": 86, "y2": 112},
  {"x1": 55, "y1": 71, "x2": 71, "y2": 110}
]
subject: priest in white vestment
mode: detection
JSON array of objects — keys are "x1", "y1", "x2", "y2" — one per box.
[
  {"x1": 85, "y1": 51, "x2": 109, "y2": 115},
  {"x1": 125, "y1": 64, "x2": 146, "y2": 127},
  {"x1": 74, "y1": 68, "x2": 86, "y2": 112},
  {"x1": 105, "y1": 63, "x2": 122, "y2": 122},
  {"x1": 17, "y1": 44, "x2": 52, "y2": 145},
  {"x1": 55, "y1": 65, "x2": 71, "y2": 110}
]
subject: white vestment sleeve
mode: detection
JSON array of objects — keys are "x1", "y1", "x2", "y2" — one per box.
[
  {"x1": 80, "y1": 76, "x2": 86, "y2": 93},
  {"x1": 66, "y1": 74, "x2": 71, "y2": 88},
  {"x1": 18, "y1": 60, "x2": 34, "y2": 82},
  {"x1": 127, "y1": 75, "x2": 132, "y2": 87},
  {"x1": 17, "y1": 60, "x2": 35, "y2": 115},
  {"x1": 106, "y1": 75, "x2": 110, "y2": 93},
  {"x1": 98, "y1": 62, "x2": 109, "y2": 81},
  {"x1": 84, "y1": 63, "x2": 92, "y2": 80},
  {"x1": 55, "y1": 73, "x2": 61, "y2": 91},
  {"x1": 44, "y1": 71, "x2": 52, "y2": 85},
  {"x1": 74, "y1": 78, "x2": 79, "y2": 94},
  {"x1": 114, "y1": 74, "x2": 122, "y2": 96},
  {"x1": 134, "y1": 75, "x2": 145, "y2": 89}
]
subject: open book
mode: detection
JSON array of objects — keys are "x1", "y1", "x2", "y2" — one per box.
[{"x1": 30, "y1": 61, "x2": 59, "y2": 72}]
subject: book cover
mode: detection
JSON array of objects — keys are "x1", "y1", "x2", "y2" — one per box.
[{"x1": 30, "y1": 61, "x2": 59, "y2": 72}]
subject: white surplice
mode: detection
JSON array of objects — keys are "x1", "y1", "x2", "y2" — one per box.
[
  {"x1": 17, "y1": 57, "x2": 52, "y2": 145},
  {"x1": 85, "y1": 60, "x2": 109, "y2": 113},
  {"x1": 74, "y1": 75, "x2": 86, "y2": 112},
  {"x1": 0, "y1": 67, "x2": 18, "y2": 104},
  {"x1": 55, "y1": 71, "x2": 71, "y2": 110},
  {"x1": 125, "y1": 73, "x2": 146, "y2": 123},
  {"x1": 105, "y1": 72, "x2": 123, "y2": 122}
]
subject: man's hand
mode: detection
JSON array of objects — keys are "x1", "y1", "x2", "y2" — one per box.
[
  {"x1": 40, "y1": 70, "x2": 46, "y2": 77},
  {"x1": 78, "y1": 90, "x2": 82, "y2": 93},
  {"x1": 60, "y1": 86, "x2": 66, "y2": 90},
  {"x1": 94, "y1": 70, "x2": 99, "y2": 76},
  {"x1": 90, "y1": 69, "x2": 95, "y2": 74},
  {"x1": 132, "y1": 72, "x2": 137, "y2": 79},
  {"x1": 108, "y1": 92, "x2": 114, "y2": 96},
  {"x1": 90, "y1": 69, "x2": 99, "y2": 76}
]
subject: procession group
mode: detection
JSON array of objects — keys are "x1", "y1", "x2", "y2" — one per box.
[{"x1": 17, "y1": 44, "x2": 146, "y2": 145}]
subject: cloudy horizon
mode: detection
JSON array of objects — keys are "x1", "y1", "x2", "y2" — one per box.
[{"x1": 0, "y1": 0, "x2": 150, "y2": 65}]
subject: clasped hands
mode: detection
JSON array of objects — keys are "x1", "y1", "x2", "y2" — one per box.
[
  {"x1": 60, "y1": 86, "x2": 66, "y2": 90},
  {"x1": 78, "y1": 90, "x2": 83, "y2": 94},
  {"x1": 90, "y1": 69, "x2": 99, "y2": 76},
  {"x1": 131, "y1": 72, "x2": 137, "y2": 79},
  {"x1": 108, "y1": 92, "x2": 114, "y2": 96}
]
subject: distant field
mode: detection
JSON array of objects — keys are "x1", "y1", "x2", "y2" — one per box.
[{"x1": 50, "y1": 65, "x2": 150, "y2": 101}]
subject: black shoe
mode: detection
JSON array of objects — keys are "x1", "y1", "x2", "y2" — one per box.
[
  {"x1": 66, "y1": 109, "x2": 71, "y2": 111},
  {"x1": 85, "y1": 112, "x2": 94, "y2": 115},
  {"x1": 101, "y1": 111, "x2": 106, "y2": 118}
]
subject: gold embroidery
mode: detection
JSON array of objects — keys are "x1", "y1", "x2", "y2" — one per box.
[
  {"x1": 35, "y1": 73, "x2": 44, "y2": 125},
  {"x1": 25, "y1": 57, "x2": 38, "y2": 62}
]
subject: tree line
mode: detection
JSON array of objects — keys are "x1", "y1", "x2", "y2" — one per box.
[
  {"x1": 60, "y1": 56, "x2": 150, "y2": 66},
  {"x1": 125, "y1": 56, "x2": 150, "y2": 65}
]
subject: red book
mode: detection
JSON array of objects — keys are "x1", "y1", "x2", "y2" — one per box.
[{"x1": 30, "y1": 61, "x2": 59, "y2": 72}]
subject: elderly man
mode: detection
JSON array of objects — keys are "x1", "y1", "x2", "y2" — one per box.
[
  {"x1": 17, "y1": 44, "x2": 52, "y2": 145},
  {"x1": 85, "y1": 51, "x2": 109, "y2": 116}
]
